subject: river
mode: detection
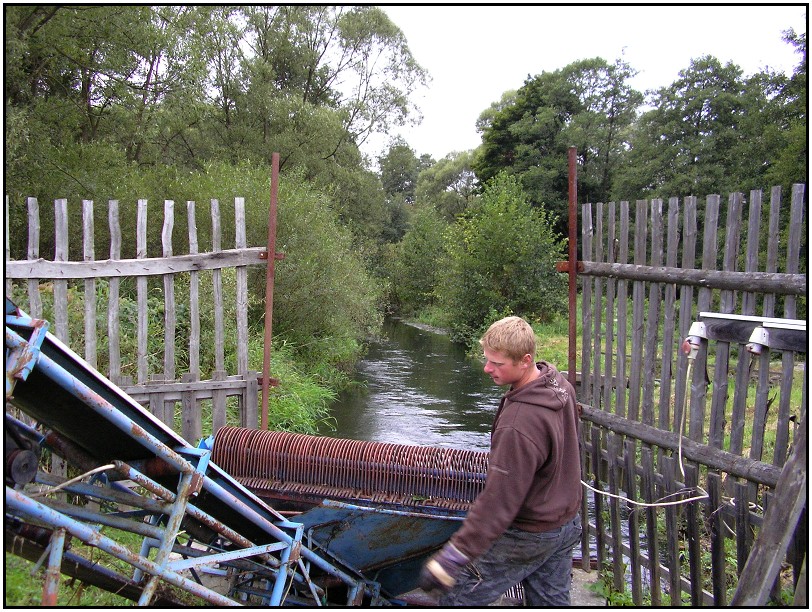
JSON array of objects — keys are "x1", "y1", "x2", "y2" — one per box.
[{"x1": 318, "y1": 318, "x2": 504, "y2": 452}]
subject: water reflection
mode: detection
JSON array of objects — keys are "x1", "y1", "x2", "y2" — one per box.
[{"x1": 320, "y1": 318, "x2": 504, "y2": 452}]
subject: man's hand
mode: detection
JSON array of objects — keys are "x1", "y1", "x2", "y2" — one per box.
[{"x1": 418, "y1": 543, "x2": 470, "y2": 593}]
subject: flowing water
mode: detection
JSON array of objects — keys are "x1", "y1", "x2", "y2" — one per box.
[{"x1": 319, "y1": 318, "x2": 503, "y2": 451}]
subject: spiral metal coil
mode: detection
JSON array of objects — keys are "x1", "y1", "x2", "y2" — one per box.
[{"x1": 212, "y1": 427, "x2": 489, "y2": 511}]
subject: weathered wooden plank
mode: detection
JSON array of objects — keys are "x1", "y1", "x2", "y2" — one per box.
[
  {"x1": 82, "y1": 199, "x2": 97, "y2": 369},
  {"x1": 579, "y1": 422, "x2": 591, "y2": 571},
  {"x1": 235, "y1": 197, "x2": 249, "y2": 377},
  {"x1": 624, "y1": 439, "x2": 642, "y2": 605},
  {"x1": 640, "y1": 447, "x2": 662, "y2": 606},
  {"x1": 162, "y1": 199, "x2": 176, "y2": 384},
  {"x1": 616, "y1": 201, "x2": 630, "y2": 419},
  {"x1": 53, "y1": 199, "x2": 70, "y2": 344},
  {"x1": 684, "y1": 463, "x2": 703, "y2": 607},
  {"x1": 5, "y1": 247, "x2": 268, "y2": 278},
  {"x1": 735, "y1": 479, "x2": 753, "y2": 575},
  {"x1": 731, "y1": 411, "x2": 807, "y2": 606},
  {"x1": 571, "y1": 261, "x2": 805, "y2": 294},
  {"x1": 761, "y1": 186, "x2": 782, "y2": 317},
  {"x1": 580, "y1": 404, "x2": 782, "y2": 487},
  {"x1": 674, "y1": 197, "x2": 697, "y2": 438},
  {"x1": 580, "y1": 203, "x2": 594, "y2": 407},
  {"x1": 26, "y1": 197, "x2": 43, "y2": 318},
  {"x1": 607, "y1": 434, "x2": 624, "y2": 592},
  {"x1": 774, "y1": 186, "x2": 806, "y2": 466},
  {"x1": 688, "y1": 195, "x2": 719, "y2": 442},
  {"x1": 773, "y1": 352, "x2": 799, "y2": 467},
  {"x1": 187, "y1": 201, "x2": 201, "y2": 379},
  {"x1": 136, "y1": 199, "x2": 149, "y2": 384},
  {"x1": 211, "y1": 199, "x2": 225, "y2": 373},
  {"x1": 730, "y1": 193, "x2": 762, "y2": 455},
  {"x1": 707, "y1": 472, "x2": 727, "y2": 605},
  {"x1": 602, "y1": 202, "x2": 617, "y2": 417},
  {"x1": 783, "y1": 184, "x2": 804, "y2": 318},
  {"x1": 122, "y1": 373, "x2": 256, "y2": 396},
  {"x1": 181, "y1": 373, "x2": 200, "y2": 443},
  {"x1": 148, "y1": 375, "x2": 169, "y2": 426},
  {"x1": 660, "y1": 455, "x2": 682, "y2": 606},
  {"x1": 749, "y1": 349, "x2": 772, "y2": 466},
  {"x1": 642, "y1": 199, "x2": 662, "y2": 427},
  {"x1": 658, "y1": 197, "x2": 680, "y2": 435},
  {"x1": 107, "y1": 200, "x2": 122, "y2": 383},
  {"x1": 708, "y1": 193, "x2": 743, "y2": 448},
  {"x1": 590, "y1": 424, "x2": 606, "y2": 570},
  {"x1": 592, "y1": 202, "x2": 604, "y2": 411},
  {"x1": 243, "y1": 370, "x2": 259, "y2": 429},
  {"x1": 628, "y1": 200, "x2": 648, "y2": 422},
  {"x1": 210, "y1": 370, "x2": 228, "y2": 434}
]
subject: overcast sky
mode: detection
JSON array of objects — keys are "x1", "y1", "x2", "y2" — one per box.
[{"x1": 365, "y1": 4, "x2": 807, "y2": 162}]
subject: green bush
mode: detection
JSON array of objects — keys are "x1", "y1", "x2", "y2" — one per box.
[{"x1": 437, "y1": 172, "x2": 568, "y2": 345}]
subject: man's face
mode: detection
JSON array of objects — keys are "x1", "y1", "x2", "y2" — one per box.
[{"x1": 482, "y1": 347, "x2": 530, "y2": 387}]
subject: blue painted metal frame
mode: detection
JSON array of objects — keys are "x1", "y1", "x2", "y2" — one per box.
[{"x1": 4, "y1": 298, "x2": 386, "y2": 606}]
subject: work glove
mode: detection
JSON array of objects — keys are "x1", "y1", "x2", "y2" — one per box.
[{"x1": 418, "y1": 542, "x2": 469, "y2": 593}]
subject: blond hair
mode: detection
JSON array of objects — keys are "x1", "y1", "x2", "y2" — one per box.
[{"x1": 479, "y1": 316, "x2": 536, "y2": 363}]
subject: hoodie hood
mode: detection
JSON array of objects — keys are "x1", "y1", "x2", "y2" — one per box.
[{"x1": 504, "y1": 361, "x2": 571, "y2": 411}]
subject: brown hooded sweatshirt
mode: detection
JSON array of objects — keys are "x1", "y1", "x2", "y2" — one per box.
[{"x1": 449, "y1": 361, "x2": 582, "y2": 560}]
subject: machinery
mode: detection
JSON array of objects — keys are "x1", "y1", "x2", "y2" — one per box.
[{"x1": 4, "y1": 297, "x2": 490, "y2": 605}]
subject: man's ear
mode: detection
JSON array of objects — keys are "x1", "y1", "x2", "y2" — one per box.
[{"x1": 521, "y1": 353, "x2": 534, "y2": 366}]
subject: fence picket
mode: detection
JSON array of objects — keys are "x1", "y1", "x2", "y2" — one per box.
[
  {"x1": 642, "y1": 199, "x2": 663, "y2": 427},
  {"x1": 136, "y1": 199, "x2": 148, "y2": 383},
  {"x1": 54, "y1": 198, "x2": 69, "y2": 344},
  {"x1": 211, "y1": 199, "x2": 225, "y2": 373},
  {"x1": 580, "y1": 203, "x2": 593, "y2": 407},
  {"x1": 162, "y1": 199, "x2": 176, "y2": 385},
  {"x1": 82, "y1": 199, "x2": 97, "y2": 368},
  {"x1": 187, "y1": 201, "x2": 201, "y2": 379},
  {"x1": 592, "y1": 202, "x2": 604, "y2": 410},
  {"x1": 616, "y1": 202, "x2": 630, "y2": 419},
  {"x1": 24, "y1": 198, "x2": 43, "y2": 318},
  {"x1": 628, "y1": 200, "x2": 647, "y2": 423},
  {"x1": 108, "y1": 200, "x2": 122, "y2": 383}
]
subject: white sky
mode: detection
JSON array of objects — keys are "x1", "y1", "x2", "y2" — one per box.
[{"x1": 365, "y1": 3, "x2": 807, "y2": 162}]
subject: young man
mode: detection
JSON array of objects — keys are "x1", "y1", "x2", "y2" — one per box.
[{"x1": 419, "y1": 316, "x2": 582, "y2": 606}]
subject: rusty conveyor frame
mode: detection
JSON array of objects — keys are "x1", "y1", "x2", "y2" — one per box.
[{"x1": 4, "y1": 297, "x2": 388, "y2": 606}]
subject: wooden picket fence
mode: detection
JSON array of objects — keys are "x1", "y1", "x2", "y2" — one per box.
[
  {"x1": 5, "y1": 196, "x2": 268, "y2": 443},
  {"x1": 574, "y1": 185, "x2": 807, "y2": 606}
]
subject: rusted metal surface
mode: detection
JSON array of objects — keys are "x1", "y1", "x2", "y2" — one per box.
[
  {"x1": 567, "y1": 146, "x2": 578, "y2": 388},
  {"x1": 212, "y1": 426, "x2": 488, "y2": 510}
]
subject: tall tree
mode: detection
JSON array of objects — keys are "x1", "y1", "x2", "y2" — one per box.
[
  {"x1": 615, "y1": 56, "x2": 749, "y2": 199},
  {"x1": 473, "y1": 58, "x2": 641, "y2": 234},
  {"x1": 415, "y1": 151, "x2": 478, "y2": 220}
]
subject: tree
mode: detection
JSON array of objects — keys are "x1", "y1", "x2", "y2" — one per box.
[
  {"x1": 763, "y1": 29, "x2": 807, "y2": 190},
  {"x1": 386, "y1": 206, "x2": 449, "y2": 315},
  {"x1": 615, "y1": 56, "x2": 749, "y2": 199},
  {"x1": 473, "y1": 58, "x2": 641, "y2": 234},
  {"x1": 415, "y1": 151, "x2": 478, "y2": 220},
  {"x1": 438, "y1": 173, "x2": 568, "y2": 344},
  {"x1": 378, "y1": 136, "x2": 421, "y2": 203}
]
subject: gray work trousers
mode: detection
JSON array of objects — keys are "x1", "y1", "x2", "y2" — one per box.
[{"x1": 439, "y1": 514, "x2": 582, "y2": 607}]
